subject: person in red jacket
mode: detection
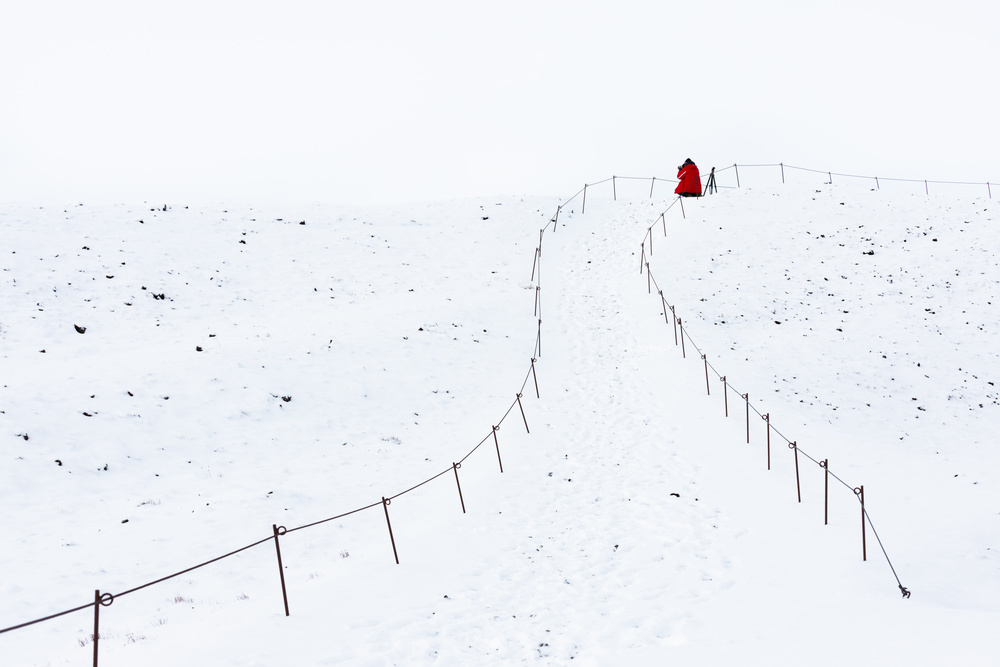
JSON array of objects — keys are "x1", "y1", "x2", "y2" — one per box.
[{"x1": 675, "y1": 158, "x2": 702, "y2": 197}]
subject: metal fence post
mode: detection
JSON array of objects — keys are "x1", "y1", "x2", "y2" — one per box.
[
  {"x1": 382, "y1": 498, "x2": 400, "y2": 564},
  {"x1": 272, "y1": 525, "x2": 290, "y2": 615}
]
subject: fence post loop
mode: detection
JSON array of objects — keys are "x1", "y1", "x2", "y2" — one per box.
[
  {"x1": 452, "y1": 463, "x2": 466, "y2": 514},
  {"x1": 93, "y1": 589, "x2": 101, "y2": 667},
  {"x1": 493, "y1": 425, "x2": 504, "y2": 473},
  {"x1": 790, "y1": 441, "x2": 802, "y2": 502},
  {"x1": 516, "y1": 393, "x2": 530, "y2": 433},
  {"x1": 744, "y1": 393, "x2": 750, "y2": 443},
  {"x1": 854, "y1": 486, "x2": 866, "y2": 561},
  {"x1": 765, "y1": 413, "x2": 771, "y2": 470},
  {"x1": 272, "y1": 524, "x2": 291, "y2": 616},
  {"x1": 821, "y1": 459, "x2": 829, "y2": 525},
  {"x1": 702, "y1": 354, "x2": 710, "y2": 395},
  {"x1": 381, "y1": 497, "x2": 400, "y2": 564},
  {"x1": 721, "y1": 376, "x2": 728, "y2": 417}
]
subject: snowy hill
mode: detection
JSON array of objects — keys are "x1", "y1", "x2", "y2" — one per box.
[{"x1": 2, "y1": 175, "x2": 998, "y2": 665}]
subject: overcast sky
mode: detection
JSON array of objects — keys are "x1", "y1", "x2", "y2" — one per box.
[{"x1": 1, "y1": 0, "x2": 996, "y2": 205}]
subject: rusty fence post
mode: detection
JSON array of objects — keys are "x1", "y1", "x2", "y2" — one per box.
[
  {"x1": 679, "y1": 196, "x2": 686, "y2": 219},
  {"x1": 452, "y1": 463, "x2": 466, "y2": 514},
  {"x1": 855, "y1": 486, "x2": 866, "y2": 561},
  {"x1": 791, "y1": 441, "x2": 801, "y2": 502},
  {"x1": 93, "y1": 590, "x2": 101, "y2": 667},
  {"x1": 381, "y1": 497, "x2": 400, "y2": 564},
  {"x1": 613, "y1": 175, "x2": 617, "y2": 201},
  {"x1": 678, "y1": 318, "x2": 686, "y2": 358},
  {"x1": 272, "y1": 524, "x2": 290, "y2": 615},
  {"x1": 516, "y1": 393, "x2": 530, "y2": 433},
  {"x1": 670, "y1": 305, "x2": 678, "y2": 345},
  {"x1": 650, "y1": 177, "x2": 656, "y2": 198},
  {"x1": 765, "y1": 413, "x2": 771, "y2": 470},
  {"x1": 702, "y1": 355, "x2": 710, "y2": 395},
  {"x1": 744, "y1": 393, "x2": 750, "y2": 443},
  {"x1": 780, "y1": 162, "x2": 785, "y2": 184},
  {"x1": 582, "y1": 184, "x2": 587, "y2": 214},
  {"x1": 493, "y1": 425, "x2": 504, "y2": 473},
  {"x1": 734, "y1": 163, "x2": 741, "y2": 188},
  {"x1": 530, "y1": 358, "x2": 540, "y2": 398},
  {"x1": 721, "y1": 376, "x2": 728, "y2": 416},
  {"x1": 821, "y1": 459, "x2": 829, "y2": 525}
]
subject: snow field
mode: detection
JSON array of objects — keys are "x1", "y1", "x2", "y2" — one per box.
[{"x1": 1, "y1": 178, "x2": 999, "y2": 664}]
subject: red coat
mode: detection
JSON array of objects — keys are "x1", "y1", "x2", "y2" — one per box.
[{"x1": 675, "y1": 163, "x2": 702, "y2": 195}]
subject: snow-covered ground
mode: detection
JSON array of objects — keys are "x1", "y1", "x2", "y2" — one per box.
[{"x1": 2, "y1": 170, "x2": 998, "y2": 665}]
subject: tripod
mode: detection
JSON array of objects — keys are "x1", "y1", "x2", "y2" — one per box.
[{"x1": 703, "y1": 167, "x2": 717, "y2": 195}]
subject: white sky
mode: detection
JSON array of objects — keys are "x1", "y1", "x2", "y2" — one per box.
[{"x1": 1, "y1": 0, "x2": 996, "y2": 205}]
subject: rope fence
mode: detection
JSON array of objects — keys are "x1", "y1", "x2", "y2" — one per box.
[
  {"x1": 611, "y1": 163, "x2": 969, "y2": 600},
  {"x1": 2, "y1": 211, "x2": 557, "y2": 665},
  {"x1": 712, "y1": 162, "x2": 994, "y2": 197},
  {"x1": 6, "y1": 160, "x2": 985, "y2": 662}
]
